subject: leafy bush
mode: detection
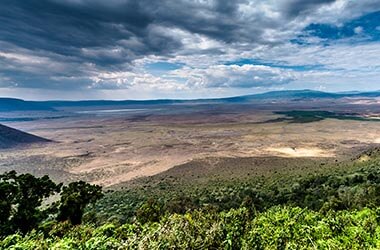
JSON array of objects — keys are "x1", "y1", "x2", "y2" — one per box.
[{"x1": 1, "y1": 206, "x2": 380, "y2": 249}]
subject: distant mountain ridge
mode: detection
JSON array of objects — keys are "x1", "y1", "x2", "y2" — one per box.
[
  {"x1": 224, "y1": 89, "x2": 380, "y2": 102},
  {"x1": 0, "y1": 124, "x2": 51, "y2": 148},
  {"x1": 0, "y1": 98, "x2": 55, "y2": 112},
  {"x1": 0, "y1": 90, "x2": 379, "y2": 111}
]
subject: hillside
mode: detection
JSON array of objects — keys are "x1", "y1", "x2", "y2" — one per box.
[
  {"x1": 0, "y1": 124, "x2": 51, "y2": 148},
  {"x1": 2, "y1": 148, "x2": 380, "y2": 249}
]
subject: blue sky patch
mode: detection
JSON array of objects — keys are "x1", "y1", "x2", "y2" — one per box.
[
  {"x1": 302, "y1": 11, "x2": 380, "y2": 42},
  {"x1": 144, "y1": 62, "x2": 183, "y2": 76}
]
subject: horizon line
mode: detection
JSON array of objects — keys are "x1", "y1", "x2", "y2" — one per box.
[{"x1": 1, "y1": 89, "x2": 379, "y2": 102}]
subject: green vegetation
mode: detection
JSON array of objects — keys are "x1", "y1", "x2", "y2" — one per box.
[
  {"x1": 266, "y1": 110, "x2": 380, "y2": 123},
  {"x1": 0, "y1": 171, "x2": 61, "y2": 236},
  {"x1": 58, "y1": 181, "x2": 103, "y2": 225},
  {"x1": 94, "y1": 148, "x2": 380, "y2": 224},
  {"x1": 0, "y1": 171, "x2": 102, "y2": 237},
  {"x1": 2, "y1": 207, "x2": 380, "y2": 249},
  {"x1": 1, "y1": 148, "x2": 380, "y2": 249}
]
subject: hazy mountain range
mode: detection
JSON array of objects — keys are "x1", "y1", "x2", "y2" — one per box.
[{"x1": 0, "y1": 90, "x2": 379, "y2": 112}]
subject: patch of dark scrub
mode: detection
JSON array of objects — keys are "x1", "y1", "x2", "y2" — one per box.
[
  {"x1": 262, "y1": 110, "x2": 380, "y2": 124},
  {"x1": 126, "y1": 114, "x2": 152, "y2": 122},
  {"x1": 0, "y1": 116, "x2": 68, "y2": 122}
]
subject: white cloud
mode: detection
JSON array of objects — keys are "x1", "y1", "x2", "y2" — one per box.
[
  {"x1": 89, "y1": 70, "x2": 186, "y2": 91},
  {"x1": 354, "y1": 26, "x2": 364, "y2": 34},
  {"x1": 170, "y1": 64, "x2": 296, "y2": 88}
]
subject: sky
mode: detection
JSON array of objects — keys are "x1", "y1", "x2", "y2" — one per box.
[{"x1": 0, "y1": 0, "x2": 380, "y2": 100}]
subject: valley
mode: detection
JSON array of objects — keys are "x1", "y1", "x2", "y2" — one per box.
[
  {"x1": 1, "y1": 92, "x2": 379, "y2": 187},
  {"x1": 1, "y1": 91, "x2": 380, "y2": 249}
]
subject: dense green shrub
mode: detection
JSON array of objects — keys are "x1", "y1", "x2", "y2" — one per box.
[{"x1": 1, "y1": 206, "x2": 380, "y2": 249}]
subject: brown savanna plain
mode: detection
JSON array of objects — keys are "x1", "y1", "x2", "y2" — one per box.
[{"x1": 0, "y1": 97, "x2": 379, "y2": 187}]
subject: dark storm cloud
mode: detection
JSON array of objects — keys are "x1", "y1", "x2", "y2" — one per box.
[
  {"x1": 146, "y1": 0, "x2": 253, "y2": 43},
  {"x1": 0, "y1": 0, "x2": 264, "y2": 89},
  {"x1": 0, "y1": 0, "x2": 153, "y2": 64},
  {"x1": 0, "y1": 0, "x2": 377, "y2": 91},
  {"x1": 282, "y1": 0, "x2": 336, "y2": 17},
  {"x1": 0, "y1": 0, "x2": 280, "y2": 64}
]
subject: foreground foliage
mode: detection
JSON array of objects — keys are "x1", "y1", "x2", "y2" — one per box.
[
  {"x1": 1, "y1": 206, "x2": 380, "y2": 249},
  {"x1": 0, "y1": 172, "x2": 103, "y2": 236}
]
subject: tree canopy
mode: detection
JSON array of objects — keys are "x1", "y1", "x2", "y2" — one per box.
[
  {"x1": 0, "y1": 171, "x2": 102, "y2": 236},
  {"x1": 58, "y1": 181, "x2": 103, "y2": 225}
]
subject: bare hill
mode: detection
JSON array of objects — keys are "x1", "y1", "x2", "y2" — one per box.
[{"x1": 0, "y1": 124, "x2": 51, "y2": 148}]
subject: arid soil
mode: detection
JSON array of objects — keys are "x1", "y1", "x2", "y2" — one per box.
[{"x1": 1, "y1": 100, "x2": 379, "y2": 186}]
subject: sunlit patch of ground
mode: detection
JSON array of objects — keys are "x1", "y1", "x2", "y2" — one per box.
[
  {"x1": 265, "y1": 147, "x2": 334, "y2": 157},
  {"x1": 357, "y1": 155, "x2": 371, "y2": 162},
  {"x1": 367, "y1": 117, "x2": 380, "y2": 120},
  {"x1": 348, "y1": 98, "x2": 380, "y2": 105}
]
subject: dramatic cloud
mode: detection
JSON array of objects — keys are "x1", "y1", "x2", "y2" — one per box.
[
  {"x1": 171, "y1": 65, "x2": 296, "y2": 88},
  {"x1": 0, "y1": 0, "x2": 380, "y2": 99},
  {"x1": 281, "y1": 0, "x2": 336, "y2": 18}
]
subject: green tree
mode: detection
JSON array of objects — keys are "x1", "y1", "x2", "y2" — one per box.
[
  {"x1": 0, "y1": 171, "x2": 61, "y2": 235},
  {"x1": 0, "y1": 173, "x2": 17, "y2": 235},
  {"x1": 58, "y1": 181, "x2": 103, "y2": 225}
]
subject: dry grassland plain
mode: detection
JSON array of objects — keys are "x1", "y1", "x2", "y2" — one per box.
[{"x1": 0, "y1": 98, "x2": 379, "y2": 187}]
